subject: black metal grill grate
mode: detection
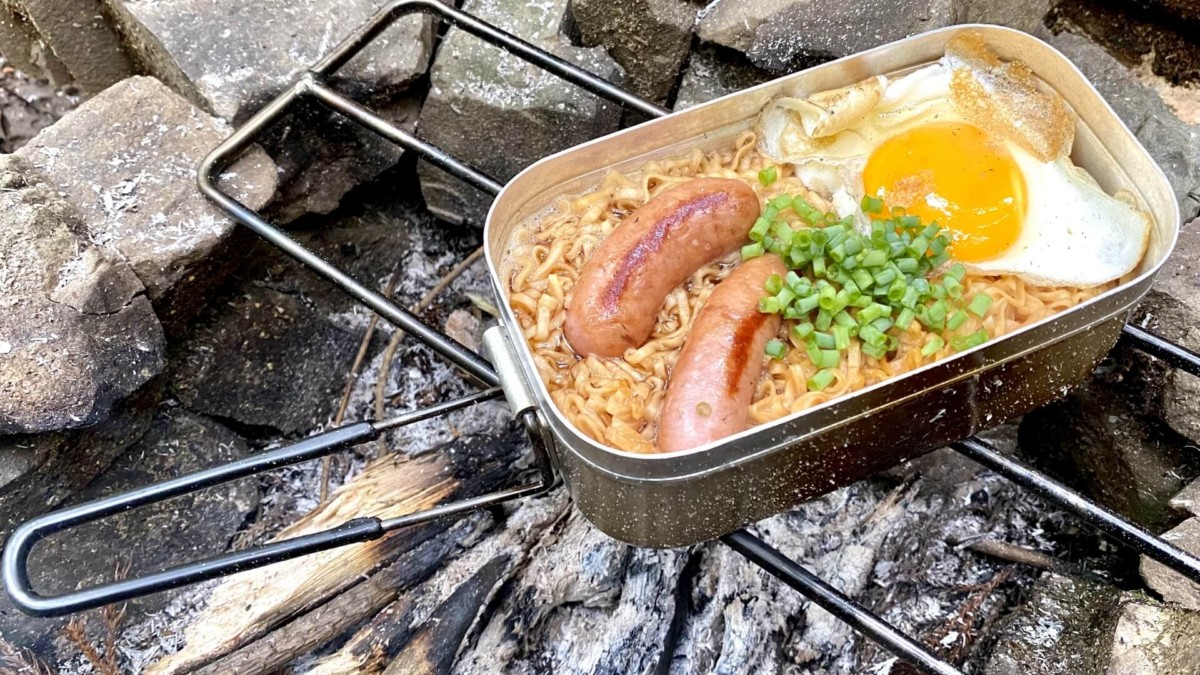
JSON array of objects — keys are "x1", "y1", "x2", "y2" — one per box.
[{"x1": 6, "y1": 3, "x2": 1200, "y2": 674}]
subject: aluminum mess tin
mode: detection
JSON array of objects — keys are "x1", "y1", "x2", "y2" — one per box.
[{"x1": 481, "y1": 24, "x2": 1181, "y2": 548}]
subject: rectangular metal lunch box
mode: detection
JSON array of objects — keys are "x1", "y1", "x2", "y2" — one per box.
[{"x1": 482, "y1": 24, "x2": 1181, "y2": 548}]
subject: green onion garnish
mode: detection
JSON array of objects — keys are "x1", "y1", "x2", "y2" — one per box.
[
  {"x1": 765, "y1": 338, "x2": 787, "y2": 359},
  {"x1": 741, "y1": 242, "x2": 764, "y2": 260},
  {"x1": 807, "y1": 368, "x2": 837, "y2": 391},
  {"x1": 967, "y1": 293, "x2": 994, "y2": 317},
  {"x1": 921, "y1": 335, "x2": 945, "y2": 357},
  {"x1": 861, "y1": 195, "x2": 884, "y2": 214},
  {"x1": 951, "y1": 328, "x2": 990, "y2": 352},
  {"x1": 792, "y1": 322, "x2": 815, "y2": 341},
  {"x1": 947, "y1": 310, "x2": 968, "y2": 331},
  {"x1": 765, "y1": 274, "x2": 783, "y2": 295},
  {"x1": 749, "y1": 217, "x2": 771, "y2": 242},
  {"x1": 758, "y1": 166, "x2": 778, "y2": 186}
]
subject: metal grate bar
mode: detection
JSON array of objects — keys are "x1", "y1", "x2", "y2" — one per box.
[
  {"x1": 1120, "y1": 323, "x2": 1200, "y2": 377},
  {"x1": 724, "y1": 530, "x2": 962, "y2": 675}
]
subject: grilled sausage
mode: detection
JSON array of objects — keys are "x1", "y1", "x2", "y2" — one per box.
[
  {"x1": 657, "y1": 254, "x2": 787, "y2": 453},
  {"x1": 564, "y1": 178, "x2": 761, "y2": 358}
]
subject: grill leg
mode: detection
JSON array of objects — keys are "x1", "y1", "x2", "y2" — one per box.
[{"x1": 723, "y1": 530, "x2": 962, "y2": 675}]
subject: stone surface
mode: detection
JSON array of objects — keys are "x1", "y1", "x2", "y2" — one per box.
[
  {"x1": 1047, "y1": 31, "x2": 1200, "y2": 215},
  {"x1": 11, "y1": 0, "x2": 134, "y2": 92},
  {"x1": 1110, "y1": 598, "x2": 1200, "y2": 675},
  {"x1": 418, "y1": 0, "x2": 624, "y2": 226},
  {"x1": 1018, "y1": 372, "x2": 1199, "y2": 530},
  {"x1": 17, "y1": 76, "x2": 278, "y2": 329},
  {"x1": 0, "y1": 3, "x2": 72, "y2": 83},
  {"x1": 0, "y1": 154, "x2": 164, "y2": 434},
  {"x1": 696, "y1": 0, "x2": 962, "y2": 71},
  {"x1": 1140, "y1": 517, "x2": 1200, "y2": 611},
  {"x1": 1169, "y1": 478, "x2": 1200, "y2": 519},
  {"x1": 1136, "y1": 221, "x2": 1200, "y2": 443},
  {"x1": 674, "y1": 43, "x2": 775, "y2": 110},
  {"x1": 570, "y1": 0, "x2": 697, "y2": 103},
  {"x1": 985, "y1": 573, "x2": 1119, "y2": 675},
  {"x1": 962, "y1": 0, "x2": 1051, "y2": 36},
  {"x1": 1051, "y1": 0, "x2": 1200, "y2": 86},
  {"x1": 104, "y1": 0, "x2": 436, "y2": 222},
  {"x1": 0, "y1": 409, "x2": 258, "y2": 662},
  {"x1": 1143, "y1": 0, "x2": 1200, "y2": 23}
]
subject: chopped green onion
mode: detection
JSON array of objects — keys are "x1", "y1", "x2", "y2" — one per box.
[
  {"x1": 843, "y1": 237, "x2": 863, "y2": 256},
  {"x1": 773, "y1": 221, "x2": 794, "y2": 245},
  {"x1": 895, "y1": 307, "x2": 916, "y2": 330},
  {"x1": 749, "y1": 217, "x2": 771, "y2": 242},
  {"x1": 870, "y1": 317, "x2": 893, "y2": 334},
  {"x1": 833, "y1": 310, "x2": 857, "y2": 328},
  {"x1": 894, "y1": 257, "x2": 919, "y2": 274},
  {"x1": 742, "y1": 242, "x2": 764, "y2": 259},
  {"x1": 928, "y1": 299, "x2": 949, "y2": 324},
  {"x1": 775, "y1": 287, "x2": 796, "y2": 307},
  {"x1": 908, "y1": 236, "x2": 929, "y2": 258},
  {"x1": 812, "y1": 331, "x2": 836, "y2": 349},
  {"x1": 807, "y1": 368, "x2": 837, "y2": 391},
  {"x1": 758, "y1": 166, "x2": 778, "y2": 186},
  {"x1": 765, "y1": 274, "x2": 784, "y2": 295},
  {"x1": 851, "y1": 295, "x2": 874, "y2": 308},
  {"x1": 792, "y1": 322, "x2": 815, "y2": 341},
  {"x1": 899, "y1": 215, "x2": 920, "y2": 229},
  {"x1": 968, "y1": 293, "x2": 994, "y2": 317},
  {"x1": 784, "y1": 306, "x2": 804, "y2": 320},
  {"x1": 765, "y1": 338, "x2": 787, "y2": 359},
  {"x1": 900, "y1": 286, "x2": 920, "y2": 309},
  {"x1": 815, "y1": 308, "x2": 833, "y2": 331},
  {"x1": 813, "y1": 256, "x2": 827, "y2": 278},
  {"x1": 796, "y1": 294, "x2": 820, "y2": 314},
  {"x1": 833, "y1": 325, "x2": 850, "y2": 350},
  {"x1": 770, "y1": 194, "x2": 793, "y2": 210},
  {"x1": 861, "y1": 194, "x2": 884, "y2": 214},
  {"x1": 861, "y1": 249, "x2": 889, "y2": 268},
  {"x1": 947, "y1": 310, "x2": 968, "y2": 331},
  {"x1": 887, "y1": 279, "x2": 907, "y2": 303},
  {"x1": 922, "y1": 223, "x2": 940, "y2": 239},
  {"x1": 952, "y1": 328, "x2": 990, "y2": 352},
  {"x1": 921, "y1": 335, "x2": 945, "y2": 357},
  {"x1": 816, "y1": 349, "x2": 840, "y2": 368},
  {"x1": 762, "y1": 205, "x2": 779, "y2": 222},
  {"x1": 861, "y1": 341, "x2": 887, "y2": 359},
  {"x1": 859, "y1": 323, "x2": 887, "y2": 347},
  {"x1": 758, "y1": 296, "x2": 781, "y2": 313},
  {"x1": 929, "y1": 250, "x2": 951, "y2": 268},
  {"x1": 946, "y1": 263, "x2": 967, "y2": 281}
]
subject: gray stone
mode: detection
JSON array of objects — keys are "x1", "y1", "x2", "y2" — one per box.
[
  {"x1": 1047, "y1": 31, "x2": 1200, "y2": 215},
  {"x1": 0, "y1": 2, "x2": 63, "y2": 81},
  {"x1": 418, "y1": 0, "x2": 624, "y2": 226},
  {"x1": 1110, "y1": 598, "x2": 1200, "y2": 675},
  {"x1": 1018, "y1": 375, "x2": 1198, "y2": 530},
  {"x1": 11, "y1": 0, "x2": 134, "y2": 92},
  {"x1": 0, "y1": 409, "x2": 258, "y2": 661},
  {"x1": 696, "y1": 0, "x2": 963, "y2": 71},
  {"x1": 962, "y1": 0, "x2": 1051, "y2": 37},
  {"x1": 1169, "y1": 479, "x2": 1200, "y2": 519},
  {"x1": 1140, "y1": 518, "x2": 1200, "y2": 611},
  {"x1": 102, "y1": 0, "x2": 437, "y2": 222},
  {"x1": 17, "y1": 76, "x2": 278, "y2": 329},
  {"x1": 674, "y1": 43, "x2": 775, "y2": 110},
  {"x1": 1137, "y1": 221, "x2": 1200, "y2": 443},
  {"x1": 0, "y1": 53, "x2": 80, "y2": 153},
  {"x1": 985, "y1": 573, "x2": 1120, "y2": 675},
  {"x1": 169, "y1": 284, "x2": 365, "y2": 435},
  {"x1": 570, "y1": 0, "x2": 697, "y2": 103},
  {"x1": 0, "y1": 154, "x2": 164, "y2": 434}
]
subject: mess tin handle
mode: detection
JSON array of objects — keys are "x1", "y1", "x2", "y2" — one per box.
[{"x1": 2, "y1": 392, "x2": 555, "y2": 617}]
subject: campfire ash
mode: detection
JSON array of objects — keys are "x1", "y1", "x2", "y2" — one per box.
[{"x1": 1, "y1": 1, "x2": 1200, "y2": 674}]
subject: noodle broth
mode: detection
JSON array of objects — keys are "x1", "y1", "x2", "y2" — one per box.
[{"x1": 504, "y1": 131, "x2": 1110, "y2": 455}]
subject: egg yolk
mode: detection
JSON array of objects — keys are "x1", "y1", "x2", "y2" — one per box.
[{"x1": 862, "y1": 122, "x2": 1026, "y2": 262}]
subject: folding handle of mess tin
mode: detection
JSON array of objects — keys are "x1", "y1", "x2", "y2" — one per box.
[{"x1": 2, "y1": 390, "x2": 558, "y2": 617}]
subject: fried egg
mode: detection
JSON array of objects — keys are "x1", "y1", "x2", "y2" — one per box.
[{"x1": 757, "y1": 35, "x2": 1151, "y2": 288}]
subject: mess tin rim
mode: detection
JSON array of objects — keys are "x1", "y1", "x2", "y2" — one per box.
[{"x1": 482, "y1": 23, "x2": 1181, "y2": 465}]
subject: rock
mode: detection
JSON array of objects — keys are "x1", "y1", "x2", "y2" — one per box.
[
  {"x1": 1140, "y1": 517, "x2": 1200, "y2": 611},
  {"x1": 10, "y1": 0, "x2": 134, "y2": 92},
  {"x1": 418, "y1": 0, "x2": 624, "y2": 226},
  {"x1": 1050, "y1": 0, "x2": 1200, "y2": 87},
  {"x1": 1046, "y1": 31, "x2": 1200, "y2": 214},
  {"x1": 0, "y1": 154, "x2": 164, "y2": 434},
  {"x1": 444, "y1": 309, "x2": 483, "y2": 353},
  {"x1": 673, "y1": 43, "x2": 775, "y2": 110},
  {"x1": 1136, "y1": 220, "x2": 1200, "y2": 443},
  {"x1": 569, "y1": 0, "x2": 697, "y2": 103},
  {"x1": 985, "y1": 573, "x2": 1120, "y2": 675},
  {"x1": 696, "y1": 0, "x2": 962, "y2": 72},
  {"x1": 1018, "y1": 373, "x2": 1199, "y2": 530},
  {"x1": 17, "y1": 76, "x2": 278, "y2": 330},
  {"x1": 1110, "y1": 598, "x2": 1200, "y2": 674},
  {"x1": 962, "y1": 0, "x2": 1051, "y2": 37},
  {"x1": 1169, "y1": 479, "x2": 1200, "y2": 519},
  {"x1": 0, "y1": 4, "x2": 72, "y2": 83},
  {"x1": 105, "y1": 0, "x2": 437, "y2": 222},
  {"x1": 1143, "y1": 0, "x2": 1200, "y2": 23},
  {"x1": 0, "y1": 410, "x2": 258, "y2": 662},
  {"x1": 169, "y1": 284, "x2": 365, "y2": 436}
]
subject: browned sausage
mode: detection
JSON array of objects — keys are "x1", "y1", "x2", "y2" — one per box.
[
  {"x1": 656, "y1": 254, "x2": 787, "y2": 453},
  {"x1": 564, "y1": 178, "x2": 760, "y2": 358}
]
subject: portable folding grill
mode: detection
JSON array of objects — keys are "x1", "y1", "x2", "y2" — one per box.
[{"x1": 5, "y1": 3, "x2": 1200, "y2": 674}]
